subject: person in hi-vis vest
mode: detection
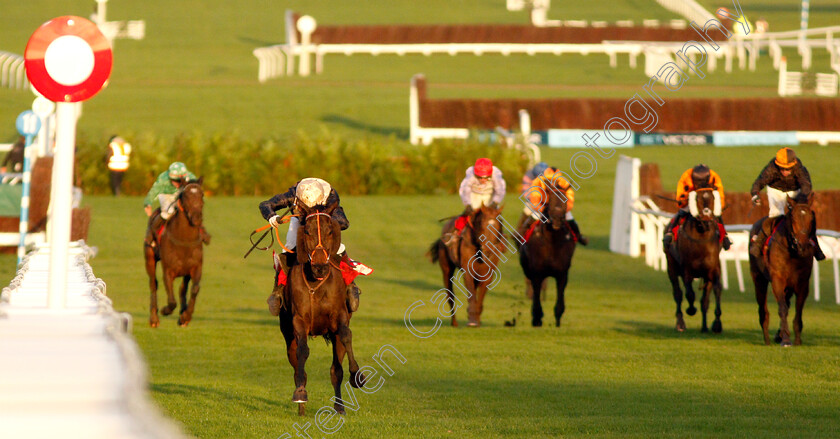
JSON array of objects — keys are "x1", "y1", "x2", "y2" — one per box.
[{"x1": 106, "y1": 135, "x2": 131, "y2": 196}]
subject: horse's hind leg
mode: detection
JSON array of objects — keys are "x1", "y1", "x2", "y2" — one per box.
[
  {"x1": 554, "y1": 272, "x2": 569, "y2": 328},
  {"x1": 179, "y1": 267, "x2": 202, "y2": 327},
  {"x1": 752, "y1": 272, "x2": 772, "y2": 345},
  {"x1": 145, "y1": 245, "x2": 160, "y2": 328},
  {"x1": 439, "y1": 245, "x2": 459, "y2": 327},
  {"x1": 667, "y1": 259, "x2": 685, "y2": 332},
  {"x1": 330, "y1": 333, "x2": 347, "y2": 415}
]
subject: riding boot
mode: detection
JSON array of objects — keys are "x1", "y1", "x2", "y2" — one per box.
[
  {"x1": 443, "y1": 231, "x2": 461, "y2": 266},
  {"x1": 717, "y1": 216, "x2": 731, "y2": 251},
  {"x1": 516, "y1": 213, "x2": 531, "y2": 239},
  {"x1": 145, "y1": 212, "x2": 165, "y2": 248},
  {"x1": 339, "y1": 253, "x2": 361, "y2": 313},
  {"x1": 750, "y1": 218, "x2": 774, "y2": 259},
  {"x1": 811, "y1": 217, "x2": 826, "y2": 261},
  {"x1": 662, "y1": 214, "x2": 679, "y2": 249},
  {"x1": 200, "y1": 226, "x2": 211, "y2": 245},
  {"x1": 568, "y1": 219, "x2": 588, "y2": 246}
]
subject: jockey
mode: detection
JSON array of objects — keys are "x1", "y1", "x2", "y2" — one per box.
[
  {"x1": 143, "y1": 162, "x2": 211, "y2": 249},
  {"x1": 443, "y1": 158, "x2": 506, "y2": 257},
  {"x1": 662, "y1": 164, "x2": 730, "y2": 250},
  {"x1": 518, "y1": 166, "x2": 588, "y2": 245},
  {"x1": 259, "y1": 177, "x2": 370, "y2": 314},
  {"x1": 750, "y1": 148, "x2": 825, "y2": 261},
  {"x1": 519, "y1": 161, "x2": 549, "y2": 194}
]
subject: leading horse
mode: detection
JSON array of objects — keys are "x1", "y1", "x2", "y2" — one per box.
[
  {"x1": 278, "y1": 202, "x2": 365, "y2": 416},
  {"x1": 518, "y1": 181, "x2": 577, "y2": 327},
  {"x1": 750, "y1": 193, "x2": 815, "y2": 346},
  {"x1": 429, "y1": 203, "x2": 506, "y2": 327},
  {"x1": 145, "y1": 180, "x2": 205, "y2": 327},
  {"x1": 665, "y1": 188, "x2": 724, "y2": 333}
]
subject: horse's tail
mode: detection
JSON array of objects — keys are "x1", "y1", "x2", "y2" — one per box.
[{"x1": 428, "y1": 239, "x2": 443, "y2": 263}]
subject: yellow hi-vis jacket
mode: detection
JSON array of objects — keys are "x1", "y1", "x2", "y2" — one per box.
[{"x1": 107, "y1": 137, "x2": 131, "y2": 171}]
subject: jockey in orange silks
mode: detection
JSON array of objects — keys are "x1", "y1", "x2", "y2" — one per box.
[
  {"x1": 517, "y1": 166, "x2": 588, "y2": 245},
  {"x1": 662, "y1": 164, "x2": 731, "y2": 251}
]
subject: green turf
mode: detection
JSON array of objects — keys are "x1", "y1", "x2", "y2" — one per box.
[
  {"x1": 2, "y1": 146, "x2": 839, "y2": 439},
  {"x1": 2, "y1": 1, "x2": 837, "y2": 142}
]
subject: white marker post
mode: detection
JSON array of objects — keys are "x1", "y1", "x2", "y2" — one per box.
[
  {"x1": 15, "y1": 111, "x2": 41, "y2": 264},
  {"x1": 24, "y1": 16, "x2": 113, "y2": 309}
]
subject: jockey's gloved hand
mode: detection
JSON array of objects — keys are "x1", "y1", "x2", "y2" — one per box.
[
  {"x1": 751, "y1": 195, "x2": 761, "y2": 206},
  {"x1": 269, "y1": 215, "x2": 281, "y2": 228}
]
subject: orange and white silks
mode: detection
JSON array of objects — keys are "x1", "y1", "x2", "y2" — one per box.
[
  {"x1": 523, "y1": 168, "x2": 575, "y2": 218},
  {"x1": 676, "y1": 168, "x2": 725, "y2": 209}
]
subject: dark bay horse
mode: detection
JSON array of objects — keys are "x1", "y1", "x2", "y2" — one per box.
[
  {"x1": 750, "y1": 194, "x2": 815, "y2": 346},
  {"x1": 145, "y1": 181, "x2": 205, "y2": 328},
  {"x1": 278, "y1": 203, "x2": 365, "y2": 416},
  {"x1": 665, "y1": 188, "x2": 724, "y2": 333},
  {"x1": 429, "y1": 203, "x2": 506, "y2": 327},
  {"x1": 518, "y1": 184, "x2": 576, "y2": 327}
]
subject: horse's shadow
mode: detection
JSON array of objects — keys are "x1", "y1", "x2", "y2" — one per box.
[
  {"x1": 151, "y1": 383, "x2": 282, "y2": 410},
  {"x1": 321, "y1": 114, "x2": 407, "y2": 138},
  {"x1": 613, "y1": 319, "x2": 761, "y2": 344}
]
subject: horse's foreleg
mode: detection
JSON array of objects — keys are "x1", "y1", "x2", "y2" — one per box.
[
  {"x1": 160, "y1": 269, "x2": 177, "y2": 316},
  {"x1": 179, "y1": 267, "x2": 202, "y2": 327},
  {"x1": 464, "y1": 276, "x2": 480, "y2": 327},
  {"x1": 145, "y1": 246, "x2": 160, "y2": 328},
  {"x1": 683, "y1": 275, "x2": 697, "y2": 316},
  {"x1": 337, "y1": 324, "x2": 366, "y2": 389},
  {"x1": 292, "y1": 318, "x2": 310, "y2": 405},
  {"x1": 793, "y1": 279, "x2": 809, "y2": 346},
  {"x1": 440, "y1": 253, "x2": 458, "y2": 327},
  {"x1": 472, "y1": 283, "x2": 489, "y2": 327},
  {"x1": 330, "y1": 333, "x2": 347, "y2": 415},
  {"x1": 667, "y1": 259, "x2": 685, "y2": 332},
  {"x1": 772, "y1": 282, "x2": 792, "y2": 347},
  {"x1": 554, "y1": 272, "x2": 569, "y2": 328},
  {"x1": 531, "y1": 275, "x2": 545, "y2": 327},
  {"x1": 178, "y1": 275, "x2": 190, "y2": 314},
  {"x1": 700, "y1": 279, "x2": 712, "y2": 333},
  {"x1": 711, "y1": 276, "x2": 723, "y2": 334}
]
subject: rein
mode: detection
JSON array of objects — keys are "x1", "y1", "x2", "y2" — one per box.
[{"x1": 306, "y1": 212, "x2": 332, "y2": 265}]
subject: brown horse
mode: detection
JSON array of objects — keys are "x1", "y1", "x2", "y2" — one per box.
[
  {"x1": 429, "y1": 203, "x2": 506, "y2": 327},
  {"x1": 750, "y1": 193, "x2": 815, "y2": 346},
  {"x1": 518, "y1": 183, "x2": 576, "y2": 327},
  {"x1": 278, "y1": 202, "x2": 365, "y2": 416},
  {"x1": 665, "y1": 188, "x2": 724, "y2": 333},
  {"x1": 145, "y1": 181, "x2": 205, "y2": 328}
]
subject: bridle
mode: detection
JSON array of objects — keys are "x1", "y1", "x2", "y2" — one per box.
[
  {"x1": 304, "y1": 211, "x2": 334, "y2": 279},
  {"x1": 176, "y1": 183, "x2": 203, "y2": 228}
]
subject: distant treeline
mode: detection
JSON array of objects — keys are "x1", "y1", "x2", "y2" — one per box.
[{"x1": 73, "y1": 130, "x2": 528, "y2": 197}]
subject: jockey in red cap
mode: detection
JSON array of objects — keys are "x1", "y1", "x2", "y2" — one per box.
[{"x1": 442, "y1": 158, "x2": 506, "y2": 262}]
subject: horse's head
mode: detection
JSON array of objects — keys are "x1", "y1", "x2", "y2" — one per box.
[
  {"x1": 298, "y1": 203, "x2": 341, "y2": 279},
  {"x1": 688, "y1": 188, "x2": 720, "y2": 224},
  {"x1": 545, "y1": 184, "x2": 569, "y2": 230},
  {"x1": 786, "y1": 193, "x2": 815, "y2": 257},
  {"x1": 177, "y1": 179, "x2": 204, "y2": 227},
  {"x1": 472, "y1": 202, "x2": 504, "y2": 242}
]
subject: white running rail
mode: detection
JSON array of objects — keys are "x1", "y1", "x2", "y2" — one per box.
[
  {"x1": 0, "y1": 51, "x2": 29, "y2": 90},
  {"x1": 653, "y1": 0, "x2": 716, "y2": 24},
  {"x1": 0, "y1": 241, "x2": 188, "y2": 439}
]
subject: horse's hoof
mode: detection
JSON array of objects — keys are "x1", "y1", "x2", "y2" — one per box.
[
  {"x1": 676, "y1": 321, "x2": 686, "y2": 332},
  {"x1": 334, "y1": 404, "x2": 346, "y2": 416},
  {"x1": 467, "y1": 321, "x2": 480, "y2": 328},
  {"x1": 178, "y1": 314, "x2": 191, "y2": 327},
  {"x1": 451, "y1": 318, "x2": 458, "y2": 327},
  {"x1": 774, "y1": 332, "x2": 783, "y2": 344},
  {"x1": 292, "y1": 388, "x2": 308, "y2": 403},
  {"x1": 161, "y1": 305, "x2": 175, "y2": 316},
  {"x1": 686, "y1": 307, "x2": 697, "y2": 316},
  {"x1": 149, "y1": 320, "x2": 159, "y2": 328},
  {"x1": 350, "y1": 371, "x2": 367, "y2": 388},
  {"x1": 532, "y1": 319, "x2": 542, "y2": 327},
  {"x1": 701, "y1": 327, "x2": 709, "y2": 333},
  {"x1": 555, "y1": 319, "x2": 561, "y2": 328},
  {"x1": 781, "y1": 340, "x2": 792, "y2": 348},
  {"x1": 712, "y1": 321, "x2": 722, "y2": 334}
]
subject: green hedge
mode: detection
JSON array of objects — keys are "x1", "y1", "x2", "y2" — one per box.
[{"x1": 74, "y1": 130, "x2": 529, "y2": 197}]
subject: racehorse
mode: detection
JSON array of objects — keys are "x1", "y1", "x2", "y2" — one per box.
[
  {"x1": 429, "y1": 203, "x2": 506, "y2": 327},
  {"x1": 665, "y1": 188, "x2": 724, "y2": 333},
  {"x1": 749, "y1": 193, "x2": 815, "y2": 346},
  {"x1": 145, "y1": 180, "x2": 205, "y2": 328},
  {"x1": 278, "y1": 202, "x2": 365, "y2": 416},
  {"x1": 518, "y1": 183, "x2": 576, "y2": 327}
]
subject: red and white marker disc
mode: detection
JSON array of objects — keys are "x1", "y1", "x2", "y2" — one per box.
[{"x1": 24, "y1": 16, "x2": 112, "y2": 103}]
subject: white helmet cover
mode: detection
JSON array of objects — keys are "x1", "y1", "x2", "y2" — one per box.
[{"x1": 296, "y1": 178, "x2": 332, "y2": 208}]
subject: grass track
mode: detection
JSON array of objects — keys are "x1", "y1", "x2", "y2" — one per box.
[{"x1": 3, "y1": 146, "x2": 838, "y2": 438}]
